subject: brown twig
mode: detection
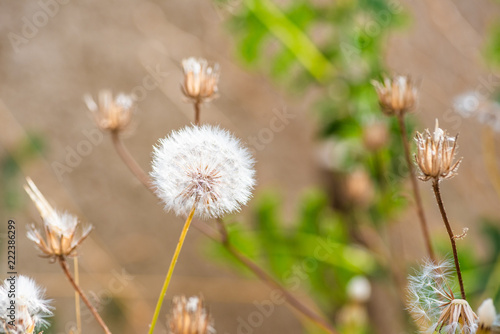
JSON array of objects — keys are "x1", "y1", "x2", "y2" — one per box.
[
  {"x1": 215, "y1": 218, "x2": 337, "y2": 334},
  {"x1": 396, "y1": 112, "x2": 435, "y2": 261},
  {"x1": 194, "y1": 101, "x2": 201, "y2": 125},
  {"x1": 58, "y1": 256, "x2": 112, "y2": 334},
  {"x1": 431, "y1": 179, "x2": 466, "y2": 300},
  {"x1": 111, "y1": 131, "x2": 153, "y2": 190}
]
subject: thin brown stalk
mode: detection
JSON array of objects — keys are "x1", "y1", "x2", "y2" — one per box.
[
  {"x1": 194, "y1": 101, "x2": 201, "y2": 125},
  {"x1": 215, "y1": 218, "x2": 337, "y2": 334},
  {"x1": 58, "y1": 256, "x2": 112, "y2": 334},
  {"x1": 431, "y1": 179, "x2": 466, "y2": 300},
  {"x1": 111, "y1": 131, "x2": 153, "y2": 190},
  {"x1": 396, "y1": 112, "x2": 435, "y2": 260},
  {"x1": 110, "y1": 135, "x2": 337, "y2": 333}
]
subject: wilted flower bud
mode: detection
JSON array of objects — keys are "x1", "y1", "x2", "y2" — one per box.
[
  {"x1": 345, "y1": 169, "x2": 374, "y2": 207},
  {"x1": 362, "y1": 122, "x2": 389, "y2": 151},
  {"x1": 168, "y1": 296, "x2": 215, "y2": 334},
  {"x1": 414, "y1": 119, "x2": 462, "y2": 181},
  {"x1": 84, "y1": 90, "x2": 135, "y2": 133},
  {"x1": 372, "y1": 75, "x2": 417, "y2": 115},
  {"x1": 24, "y1": 178, "x2": 92, "y2": 260},
  {"x1": 181, "y1": 57, "x2": 220, "y2": 104}
]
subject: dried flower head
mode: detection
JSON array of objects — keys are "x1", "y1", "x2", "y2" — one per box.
[
  {"x1": 84, "y1": 90, "x2": 135, "y2": 133},
  {"x1": 372, "y1": 75, "x2": 418, "y2": 115},
  {"x1": 167, "y1": 296, "x2": 215, "y2": 334},
  {"x1": 407, "y1": 259, "x2": 477, "y2": 334},
  {"x1": 0, "y1": 275, "x2": 53, "y2": 333},
  {"x1": 477, "y1": 299, "x2": 497, "y2": 334},
  {"x1": 151, "y1": 125, "x2": 255, "y2": 219},
  {"x1": 24, "y1": 178, "x2": 92, "y2": 260},
  {"x1": 414, "y1": 119, "x2": 462, "y2": 181},
  {"x1": 181, "y1": 57, "x2": 220, "y2": 104}
]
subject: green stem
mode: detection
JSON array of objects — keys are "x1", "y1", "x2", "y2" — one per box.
[{"x1": 148, "y1": 205, "x2": 196, "y2": 334}]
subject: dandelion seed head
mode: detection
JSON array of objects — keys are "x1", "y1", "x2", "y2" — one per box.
[
  {"x1": 0, "y1": 276, "x2": 53, "y2": 333},
  {"x1": 151, "y1": 125, "x2": 255, "y2": 219}
]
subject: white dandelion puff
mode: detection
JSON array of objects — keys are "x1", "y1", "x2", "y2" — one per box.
[
  {"x1": 0, "y1": 275, "x2": 53, "y2": 333},
  {"x1": 407, "y1": 259, "x2": 477, "y2": 334},
  {"x1": 151, "y1": 125, "x2": 255, "y2": 219}
]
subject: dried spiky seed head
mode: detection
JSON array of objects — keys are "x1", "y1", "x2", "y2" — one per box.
[
  {"x1": 181, "y1": 57, "x2": 220, "y2": 104},
  {"x1": 434, "y1": 299, "x2": 478, "y2": 334},
  {"x1": 24, "y1": 178, "x2": 92, "y2": 260},
  {"x1": 414, "y1": 119, "x2": 462, "y2": 182},
  {"x1": 84, "y1": 90, "x2": 135, "y2": 133},
  {"x1": 168, "y1": 296, "x2": 215, "y2": 334},
  {"x1": 372, "y1": 75, "x2": 418, "y2": 115}
]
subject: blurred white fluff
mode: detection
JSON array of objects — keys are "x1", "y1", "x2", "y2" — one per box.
[
  {"x1": 151, "y1": 125, "x2": 255, "y2": 219},
  {"x1": 0, "y1": 275, "x2": 53, "y2": 333}
]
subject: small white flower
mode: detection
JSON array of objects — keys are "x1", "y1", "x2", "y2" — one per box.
[
  {"x1": 0, "y1": 275, "x2": 53, "y2": 333},
  {"x1": 478, "y1": 299, "x2": 497, "y2": 333},
  {"x1": 347, "y1": 276, "x2": 371, "y2": 303},
  {"x1": 151, "y1": 125, "x2": 255, "y2": 219}
]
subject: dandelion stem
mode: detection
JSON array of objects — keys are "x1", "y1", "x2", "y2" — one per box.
[
  {"x1": 111, "y1": 131, "x2": 153, "y2": 190},
  {"x1": 396, "y1": 112, "x2": 435, "y2": 260},
  {"x1": 431, "y1": 179, "x2": 466, "y2": 300},
  {"x1": 58, "y1": 256, "x2": 112, "y2": 334},
  {"x1": 148, "y1": 205, "x2": 196, "y2": 334},
  {"x1": 194, "y1": 101, "x2": 201, "y2": 125},
  {"x1": 215, "y1": 218, "x2": 338, "y2": 334},
  {"x1": 74, "y1": 257, "x2": 82, "y2": 334}
]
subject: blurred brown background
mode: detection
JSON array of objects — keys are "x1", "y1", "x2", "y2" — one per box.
[{"x1": 1, "y1": 0, "x2": 500, "y2": 333}]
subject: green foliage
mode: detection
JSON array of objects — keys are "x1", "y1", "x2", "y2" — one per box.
[
  {"x1": 208, "y1": 189, "x2": 377, "y2": 314},
  {"x1": 0, "y1": 133, "x2": 45, "y2": 210}
]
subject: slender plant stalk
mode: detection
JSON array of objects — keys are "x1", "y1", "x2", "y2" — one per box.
[
  {"x1": 194, "y1": 101, "x2": 201, "y2": 125},
  {"x1": 396, "y1": 113, "x2": 435, "y2": 260},
  {"x1": 111, "y1": 131, "x2": 153, "y2": 190},
  {"x1": 148, "y1": 205, "x2": 196, "y2": 334},
  {"x1": 110, "y1": 133, "x2": 337, "y2": 334},
  {"x1": 74, "y1": 257, "x2": 82, "y2": 334},
  {"x1": 481, "y1": 126, "x2": 500, "y2": 200},
  {"x1": 58, "y1": 256, "x2": 112, "y2": 334},
  {"x1": 215, "y1": 218, "x2": 337, "y2": 334},
  {"x1": 431, "y1": 179, "x2": 466, "y2": 300}
]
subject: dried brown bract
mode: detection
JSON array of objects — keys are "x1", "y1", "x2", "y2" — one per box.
[
  {"x1": 168, "y1": 296, "x2": 215, "y2": 334},
  {"x1": 24, "y1": 178, "x2": 92, "y2": 260},
  {"x1": 415, "y1": 119, "x2": 462, "y2": 182},
  {"x1": 372, "y1": 75, "x2": 417, "y2": 115},
  {"x1": 181, "y1": 57, "x2": 220, "y2": 104},
  {"x1": 84, "y1": 90, "x2": 135, "y2": 133}
]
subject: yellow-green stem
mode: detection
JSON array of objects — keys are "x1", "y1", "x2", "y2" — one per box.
[{"x1": 148, "y1": 205, "x2": 196, "y2": 334}]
